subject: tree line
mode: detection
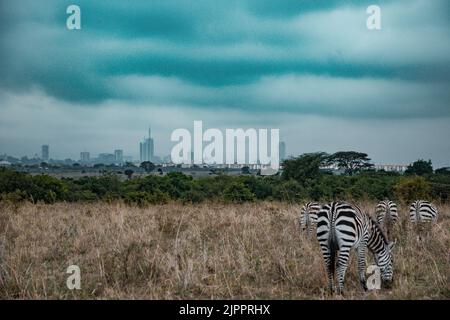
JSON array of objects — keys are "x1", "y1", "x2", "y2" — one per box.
[{"x1": 1, "y1": 152, "x2": 449, "y2": 206}]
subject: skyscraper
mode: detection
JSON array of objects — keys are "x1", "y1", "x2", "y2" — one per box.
[
  {"x1": 41, "y1": 145, "x2": 49, "y2": 161},
  {"x1": 80, "y1": 151, "x2": 90, "y2": 162},
  {"x1": 114, "y1": 149, "x2": 124, "y2": 163},
  {"x1": 140, "y1": 126, "x2": 154, "y2": 162}
]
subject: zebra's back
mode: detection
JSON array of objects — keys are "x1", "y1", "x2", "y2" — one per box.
[
  {"x1": 299, "y1": 202, "x2": 321, "y2": 236},
  {"x1": 317, "y1": 201, "x2": 393, "y2": 294},
  {"x1": 410, "y1": 200, "x2": 438, "y2": 223},
  {"x1": 376, "y1": 200, "x2": 398, "y2": 240},
  {"x1": 376, "y1": 200, "x2": 398, "y2": 224}
]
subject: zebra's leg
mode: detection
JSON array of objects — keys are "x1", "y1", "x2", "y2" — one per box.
[
  {"x1": 306, "y1": 216, "x2": 311, "y2": 238},
  {"x1": 336, "y1": 246, "x2": 351, "y2": 295},
  {"x1": 308, "y1": 221, "x2": 315, "y2": 239},
  {"x1": 357, "y1": 243, "x2": 368, "y2": 291},
  {"x1": 319, "y1": 243, "x2": 334, "y2": 293}
]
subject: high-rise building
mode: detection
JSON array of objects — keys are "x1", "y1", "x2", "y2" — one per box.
[
  {"x1": 80, "y1": 151, "x2": 90, "y2": 162},
  {"x1": 41, "y1": 145, "x2": 49, "y2": 161},
  {"x1": 140, "y1": 126, "x2": 155, "y2": 162},
  {"x1": 114, "y1": 149, "x2": 124, "y2": 163},
  {"x1": 279, "y1": 141, "x2": 286, "y2": 161},
  {"x1": 98, "y1": 153, "x2": 115, "y2": 164}
]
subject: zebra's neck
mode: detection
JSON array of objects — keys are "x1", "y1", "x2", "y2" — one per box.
[{"x1": 367, "y1": 217, "x2": 389, "y2": 256}]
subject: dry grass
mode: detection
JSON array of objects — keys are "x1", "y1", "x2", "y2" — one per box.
[{"x1": 0, "y1": 201, "x2": 448, "y2": 299}]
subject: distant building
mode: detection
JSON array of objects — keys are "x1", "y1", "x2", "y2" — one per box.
[
  {"x1": 114, "y1": 149, "x2": 123, "y2": 163},
  {"x1": 80, "y1": 151, "x2": 90, "y2": 162},
  {"x1": 374, "y1": 164, "x2": 408, "y2": 173},
  {"x1": 0, "y1": 160, "x2": 11, "y2": 167},
  {"x1": 41, "y1": 145, "x2": 49, "y2": 161},
  {"x1": 279, "y1": 141, "x2": 286, "y2": 161},
  {"x1": 123, "y1": 156, "x2": 133, "y2": 163},
  {"x1": 140, "y1": 126, "x2": 155, "y2": 162},
  {"x1": 162, "y1": 155, "x2": 172, "y2": 164},
  {"x1": 97, "y1": 153, "x2": 115, "y2": 164}
]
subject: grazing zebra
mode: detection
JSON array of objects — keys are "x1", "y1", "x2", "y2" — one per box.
[
  {"x1": 375, "y1": 200, "x2": 398, "y2": 239},
  {"x1": 409, "y1": 200, "x2": 438, "y2": 240},
  {"x1": 299, "y1": 202, "x2": 321, "y2": 237},
  {"x1": 409, "y1": 200, "x2": 438, "y2": 223},
  {"x1": 317, "y1": 201, "x2": 395, "y2": 294}
]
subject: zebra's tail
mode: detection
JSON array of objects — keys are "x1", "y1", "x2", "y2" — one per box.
[{"x1": 329, "y1": 223, "x2": 337, "y2": 277}]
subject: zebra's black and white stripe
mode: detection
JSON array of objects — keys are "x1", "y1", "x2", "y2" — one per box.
[
  {"x1": 317, "y1": 201, "x2": 394, "y2": 294},
  {"x1": 376, "y1": 200, "x2": 398, "y2": 239},
  {"x1": 299, "y1": 202, "x2": 321, "y2": 237},
  {"x1": 410, "y1": 200, "x2": 438, "y2": 223}
]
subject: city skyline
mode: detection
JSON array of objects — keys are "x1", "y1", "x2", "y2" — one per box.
[{"x1": 0, "y1": 1, "x2": 449, "y2": 167}]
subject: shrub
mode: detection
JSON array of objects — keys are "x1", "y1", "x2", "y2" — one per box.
[
  {"x1": 0, "y1": 190, "x2": 28, "y2": 204},
  {"x1": 394, "y1": 176, "x2": 432, "y2": 204},
  {"x1": 124, "y1": 190, "x2": 170, "y2": 207},
  {"x1": 223, "y1": 182, "x2": 255, "y2": 203}
]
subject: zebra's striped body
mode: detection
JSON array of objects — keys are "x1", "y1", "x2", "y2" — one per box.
[
  {"x1": 317, "y1": 202, "x2": 394, "y2": 294},
  {"x1": 409, "y1": 200, "x2": 438, "y2": 223},
  {"x1": 376, "y1": 200, "x2": 398, "y2": 239},
  {"x1": 299, "y1": 202, "x2": 321, "y2": 237}
]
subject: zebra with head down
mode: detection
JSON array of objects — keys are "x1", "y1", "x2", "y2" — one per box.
[{"x1": 317, "y1": 201, "x2": 395, "y2": 294}]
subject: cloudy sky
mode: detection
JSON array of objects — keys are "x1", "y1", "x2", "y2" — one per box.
[{"x1": 0, "y1": 0, "x2": 449, "y2": 166}]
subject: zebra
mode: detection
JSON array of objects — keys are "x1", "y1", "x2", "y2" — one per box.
[
  {"x1": 299, "y1": 202, "x2": 321, "y2": 237},
  {"x1": 375, "y1": 200, "x2": 398, "y2": 239},
  {"x1": 409, "y1": 200, "x2": 438, "y2": 223},
  {"x1": 409, "y1": 200, "x2": 438, "y2": 240},
  {"x1": 317, "y1": 201, "x2": 395, "y2": 294}
]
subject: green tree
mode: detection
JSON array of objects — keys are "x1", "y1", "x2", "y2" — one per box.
[
  {"x1": 124, "y1": 169, "x2": 134, "y2": 179},
  {"x1": 405, "y1": 159, "x2": 433, "y2": 176},
  {"x1": 223, "y1": 182, "x2": 255, "y2": 203},
  {"x1": 281, "y1": 152, "x2": 328, "y2": 185},
  {"x1": 435, "y1": 167, "x2": 450, "y2": 175},
  {"x1": 394, "y1": 176, "x2": 432, "y2": 203},
  {"x1": 140, "y1": 161, "x2": 155, "y2": 173},
  {"x1": 241, "y1": 166, "x2": 250, "y2": 175},
  {"x1": 328, "y1": 151, "x2": 373, "y2": 175}
]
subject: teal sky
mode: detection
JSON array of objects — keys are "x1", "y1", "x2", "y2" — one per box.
[{"x1": 0, "y1": 0, "x2": 449, "y2": 166}]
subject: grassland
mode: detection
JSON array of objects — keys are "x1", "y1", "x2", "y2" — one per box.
[{"x1": 0, "y1": 201, "x2": 448, "y2": 299}]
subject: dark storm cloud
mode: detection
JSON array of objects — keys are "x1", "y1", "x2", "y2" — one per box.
[{"x1": 0, "y1": 0, "x2": 449, "y2": 118}]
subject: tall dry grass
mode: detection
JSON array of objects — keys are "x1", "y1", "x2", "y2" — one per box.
[{"x1": 0, "y1": 201, "x2": 448, "y2": 299}]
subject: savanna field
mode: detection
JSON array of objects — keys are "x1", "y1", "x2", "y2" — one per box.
[{"x1": 0, "y1": 201, "x2": 448, "y2": 299}]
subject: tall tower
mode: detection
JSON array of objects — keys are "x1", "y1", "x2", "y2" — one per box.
[
  {"x1": 114, "y1": 149, "x2": 123, "y2": 163},
  {"x1": 140, "y1": 126, "x2": 155, "y2": 162},
  {"x1": 41, "y1": 145, "x2": 49, "y2": 161}
]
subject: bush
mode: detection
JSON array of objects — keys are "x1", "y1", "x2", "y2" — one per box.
[
  {"x1": 124, "y1": 190, "x2": 170, "y2": 207},
  {"x1": 394, "y1": 176, "x2": 432, "y2": 204},
  {"x1": 0, "y1": 190, "x2": 28, "y2": 204},
  {"x1": 223, "y1": 182, "x2": 255, "y2": 203}
]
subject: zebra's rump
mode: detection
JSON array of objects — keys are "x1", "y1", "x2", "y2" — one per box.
[
  {"x1": 317, "y1": 202, "x2": 363, "y2": 249},
  {"x1": 409, "y1": 200, "x2": 438, "y2": 223},
  {"x1": 299, "y1": 202, "x2": 321, "y2": 227},
  {"x1": 376, "y1": 200, "x2": 398, "y2": 224}
]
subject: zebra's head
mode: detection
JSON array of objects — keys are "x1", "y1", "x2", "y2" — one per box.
[{"x1": 378, "y1": 241, "x2": 395, "y2": 287}]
